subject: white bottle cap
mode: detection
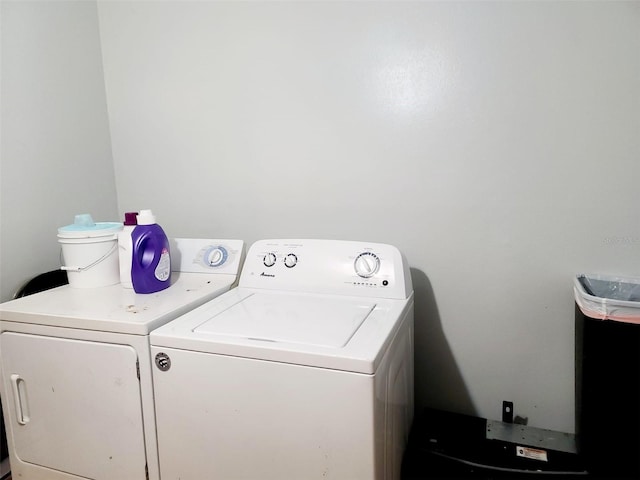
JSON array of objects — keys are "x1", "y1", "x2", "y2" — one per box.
[{"x1": 136, "y1": 209, "x2": 156, "y2": 225}]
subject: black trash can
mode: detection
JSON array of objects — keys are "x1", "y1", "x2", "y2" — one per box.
[{"x1": 574, "y1": 274, "x2": 640, "y2": 479}]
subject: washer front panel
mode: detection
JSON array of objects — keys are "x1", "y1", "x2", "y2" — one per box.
[{"x1": 151, "y1": 345, "x2": 378, "y2": 479}]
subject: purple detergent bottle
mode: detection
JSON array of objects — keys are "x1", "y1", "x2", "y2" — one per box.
[{"x1": 131, "y1": 209, "x2": 171, "y2": 294}]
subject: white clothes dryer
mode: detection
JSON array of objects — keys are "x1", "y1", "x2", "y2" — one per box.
[
  {"x1": 150, "y1": 239, "x2": 414, "y2": 480},
  {"x1": 0, "y1": 238, "x2": 243, "y2": 480}
]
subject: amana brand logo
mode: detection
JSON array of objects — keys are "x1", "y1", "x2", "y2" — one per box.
[{"x1": 260, "y1": 272, "x2": 275, "y2": 278}]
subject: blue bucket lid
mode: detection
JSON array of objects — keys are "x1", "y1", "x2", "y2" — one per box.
[{"x1": 58, "y1": 214, "x2": 123, "y2": 238}]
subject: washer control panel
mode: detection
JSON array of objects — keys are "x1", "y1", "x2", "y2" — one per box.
[
  {"x1": 240, "y1": 239, "x2": 411, "y2": 299},
  {"x1": 170, "y1": 238, "x2": 244, "y2": 275}
]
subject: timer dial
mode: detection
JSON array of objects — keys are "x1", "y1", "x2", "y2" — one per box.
[
  {"x1": 263, "y1": 252, "x2": 277, "y2": 267},
  {"x1": 354, "y1": 252, "x2": 380, "y2": 278},
  {"x1": 284, "y1": 253, "x2": 298, "y2": 268},
  {"x1": 204, "y1": 246, "x2": 228, "y2": 267}
]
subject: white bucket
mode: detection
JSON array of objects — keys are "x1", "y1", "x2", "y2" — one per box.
[{"x1": 58, "y1": 215, "x2": 123, "y2": 288}]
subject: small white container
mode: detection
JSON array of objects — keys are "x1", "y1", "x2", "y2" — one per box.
[
  {"x1": 118, "y1": 212, "x2": 138, "y2": 289},
  {"x1": 58, "y1": 214, "x2": 123, "y2": 288}
]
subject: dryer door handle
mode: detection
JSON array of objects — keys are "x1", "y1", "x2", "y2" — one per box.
[{"x1": 10, "y1": 374, "x2": 30, "y2": 425}]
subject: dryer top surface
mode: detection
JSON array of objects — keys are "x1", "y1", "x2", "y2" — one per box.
[{"x1": 0, "y1": 273, "x2": 236, "y2": 335}]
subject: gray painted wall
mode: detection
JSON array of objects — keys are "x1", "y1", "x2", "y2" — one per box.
[
  {"x1": 97, "y1": 1, "x2": 640, "y2": 433},
  {"x1": 0, "y1": 0, "x2": 118, "y2": 301}
]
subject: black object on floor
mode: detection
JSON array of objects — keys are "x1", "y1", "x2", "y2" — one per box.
[{"x1": 402, "y1": 408, "x2": 589, "y2": 479}]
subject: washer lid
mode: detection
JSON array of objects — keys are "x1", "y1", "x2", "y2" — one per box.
[
  {"x1": 194, "y1": 293, "x2": 375, "y2": 348},
  {"x1": 151, "y1": 287, "x2": 414, "y2": 374}
]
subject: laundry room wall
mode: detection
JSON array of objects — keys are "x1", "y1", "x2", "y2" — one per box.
[
  {"x1": 96, "y1": 1, "x2": 640, "y2": 433},
  {"x1": 0, "y1": 1, "x2": 118, "y2": 302}
]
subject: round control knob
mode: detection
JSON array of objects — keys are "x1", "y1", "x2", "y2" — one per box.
[
  {"x1": 354, "y1": 252, "x2": 380, "y2": 278},
  {"x1": 204, "y1": 246, "x2": 228, "y2": 267},
  {"x1": 284, "y1": 253, "x2": 297, "y2": 268},
  {"x1": 263, "y1": 252, "x2": 277, "y2": 267}
]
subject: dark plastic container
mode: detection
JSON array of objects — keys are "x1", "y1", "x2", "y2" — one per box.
[
  {"x1": 131, "y1": 210, "x2": 171, "y2": 294},
  {"x1": 574, "y1": 274, "x2": 640, "y2": 478}
]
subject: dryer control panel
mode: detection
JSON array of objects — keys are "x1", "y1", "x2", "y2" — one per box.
[
  {"x1": 239, "y1": 239, "x2": 412, "y2": 300},
  {"x1": 170, "y1": 238, "x2": 244, "y2": 275}
]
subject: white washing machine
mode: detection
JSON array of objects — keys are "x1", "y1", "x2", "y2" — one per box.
[
  {"x1": 150, "y1": 239, "x2": 414, "y2": 480},
  {"x1": 0, "y1": 238, "x2": 243, "y2": 480}
]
